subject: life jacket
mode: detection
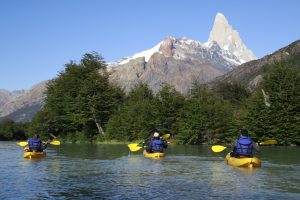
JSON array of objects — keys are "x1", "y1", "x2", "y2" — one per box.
[
  {"x1": 150, "y1": 138, "x2": 164, "y2": 152},
  {"x1": 28, "y1": 138, "x2": 42, "y2": 151},
  {"x1": 234, "y1": 136, "x2": 253, "y2": 156}
]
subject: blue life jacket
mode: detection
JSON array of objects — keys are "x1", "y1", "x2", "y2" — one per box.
[
  {"x1": 150, "y1": 138, "x2": 164, "y2": 152},
  {"x1": 28, "y1": 138, "x2": 42, "y2": 151},
  {"x1": 234, "y1": 136, "x2": 254, "y2": 156}
]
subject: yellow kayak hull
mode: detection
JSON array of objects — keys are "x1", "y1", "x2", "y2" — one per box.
[
  {"x1": 143, "y1": 150, "x2": 165, "y2": 159},
  {"x1": 24, "y1": 151, "x2": 46, "y2": 159},
  {"x1": 225, "y1": 153, "x2": 261, "y2": 168}
]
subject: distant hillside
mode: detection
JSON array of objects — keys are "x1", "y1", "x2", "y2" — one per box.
[
  {"x1": 0, "y1": 81, "x2": 47, "y2": 122},
  {"x1": 211, "y1": 40, "x2": 300, "y2": 90},
  {"x1": 0, "y1": 104, "x2": 43, "y2": 122}
]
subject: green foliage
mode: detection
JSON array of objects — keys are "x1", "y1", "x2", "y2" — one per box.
[
  {"x1": 66, "y1": 131, "x2": 89, "y2": 143},
  {"x1": 23, "y1": 52, "x2": 299, "y2": 146},
  {"x1": 177, "y1": 85, "x2": 233, "y2": 144},
  {"x1": 105, "y1": 83, "x2": 157, "y2": 141},
  {"x1": 244, "y1": 58, "x2": 300, "y2": 145},
  {"x1": 154, "y1": 84, "x2": 185, "y2": 135},
  {"x1": 214, "y1": 81, "x2": 250, "y2": 105},
  {"x1": 0, "y1": 120, "x2": 28, "y2": 140},
  {"x1": 30, "y1": 52, "x2": 124, "y2": 141}
]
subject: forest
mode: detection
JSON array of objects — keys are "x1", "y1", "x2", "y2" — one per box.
[{"x1": 1, "y1": 52, "x2": 299, "y2": 145}]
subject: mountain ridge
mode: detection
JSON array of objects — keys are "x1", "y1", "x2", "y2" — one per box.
[
  {"x1": 0, "y1": 13, "x2": 257, "y2": 122},
  {"x1": 210, "y1": 39, "x2": 300, "y2": 90}
]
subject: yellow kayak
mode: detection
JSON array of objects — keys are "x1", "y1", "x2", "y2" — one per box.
[
  {"x1": 225, "y1": 153, "x2": 261, "y2": 168},
  {"x1": 23, "y1": 147, "x2": 46, "y2": 159},
  {"x1": 143, "y1": 150, "x2": 165, "y2": 159}
]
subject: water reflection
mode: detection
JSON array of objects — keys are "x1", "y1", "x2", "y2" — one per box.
[{"x1": 0, "y1": 142, "x2": 300, "y2": 199}]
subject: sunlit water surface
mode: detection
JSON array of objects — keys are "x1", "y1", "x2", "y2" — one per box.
[{"x1": 0, "y1": 142, "x2": 299, "y2": 199}]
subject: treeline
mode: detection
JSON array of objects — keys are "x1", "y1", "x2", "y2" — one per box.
[
  {"x1": 1, "y1": 52, "x2": 299, "y2": 145},
  {"x1": 0, "y1": 120, "x2": 28, "y2": 140}
]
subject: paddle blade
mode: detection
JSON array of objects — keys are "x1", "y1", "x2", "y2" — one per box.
[
  {"x1": 50, "y1": 140, "x2": 61, "y2": 145},
  {"x1": 128, "y1": 143, "x2": 142, "y2": 152},
  {"x1": 17, "y1": 141, "x2": 28, "y2": 147},
  {"x1": 161, "y1": 134, "x2": 171, "y2": 139},
  {"x1": 259, "y1": 139, "x2": 278, "y2": 145},
  {"x1": 211, "y1": 145, "x2": 227, "y2": 152}
]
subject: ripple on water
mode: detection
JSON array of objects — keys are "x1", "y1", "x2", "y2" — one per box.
[{"x1": 1, "y1": 142, "x2": 300, "y2": 200}]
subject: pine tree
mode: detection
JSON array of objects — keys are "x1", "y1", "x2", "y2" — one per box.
[{"x1": 244, "y1": 58, "x2": 300, "y2": 145}]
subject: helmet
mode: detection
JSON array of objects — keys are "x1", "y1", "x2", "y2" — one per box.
[{"x1": 153, "y1": 132, "x2": 160, "y2": 138}]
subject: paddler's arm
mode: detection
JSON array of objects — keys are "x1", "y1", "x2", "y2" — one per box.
[{"x1": 253, "y1": 141, "x2": 260, "y2": 152}]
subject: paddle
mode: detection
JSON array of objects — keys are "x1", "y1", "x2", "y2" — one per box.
[
  {"x1": 17, "y1": 140, "x2": 61, "y2": 147},
  {"x1": 211, "y1": 145, "x2": 227, "y2": 153},
  {"x1": 128, "y1": 133, "x2": 171, "y2": 152},
  {"x1": 211, "y1": 139, "x2": 278, "y2": 153},
  {"x1": 161, "y1": 133, "x2": 171, "y2": 139},
  {"x1": 17, "y1": 141, "x2": 29, "y2": 147},
  {"x1": 259, "y1": 139, "x2": 278, "y2": 145},
  {"x1": 127, "y1": 143, "x2": 143, "y2": 152}
]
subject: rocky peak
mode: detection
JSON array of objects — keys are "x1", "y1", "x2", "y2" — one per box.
[
  {"x1": 208, "y1": 12, "x2": 256, "y2": 63},
  {"x1": 159, "y1": 36, "x2": 175, "y2": 57}
]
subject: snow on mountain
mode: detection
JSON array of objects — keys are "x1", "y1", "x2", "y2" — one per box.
[
  {"x1": 107, "y1": 13, "x2": 257, "y2": 94},
  {"x1": 119, "y1": 41, "x2": 164, "y2": 65},
  {"x1": 207, "y1": 12, "x2": 256, "y2": 63},
  {"x1": 0, "y1": 12, "x2": 258, "y2": 121},
  {"x1": 107, "y1": 41, "x2": 164, "y2": 71},
  {"x1": 108, "y1": 35, "x2": 244, "y2": 94}
]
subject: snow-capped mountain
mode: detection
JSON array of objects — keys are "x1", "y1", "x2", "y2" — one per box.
[
  {"x1": 108, "y1": 13, "x2": 256, "y2": 93},
  {"x1": 0, "y1": 12, "x2": 257, "y2": 122},
  {"x1": 207, "y1": 13, "x2": 256, "y2": 63}
]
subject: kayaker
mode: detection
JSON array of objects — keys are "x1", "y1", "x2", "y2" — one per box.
[
  {"x1": 145, "y1": 132, "x2": 168, "y2": 153},
  {"x1": 25, "y1": 134, "x2": 47, "y2": 152},
  {"x1": 231, "y1": 128, "x2": 259, "y2": 158}
]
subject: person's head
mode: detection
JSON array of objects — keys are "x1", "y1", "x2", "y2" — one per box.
[
  {"x1": 240, "y1": 128, "x2": 248, "y2": 137},
  {"x1": 34, "y1": 133, "x2": 40, "y2": 139},
  {"x1": 153, "y1": 132, "x2": 160, "y2": 138}
]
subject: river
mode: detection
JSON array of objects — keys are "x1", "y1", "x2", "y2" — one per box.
[{"x1": 0, "y1": 141, "x2": 299, "y2": 199}]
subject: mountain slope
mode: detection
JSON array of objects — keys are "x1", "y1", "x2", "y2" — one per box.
[
  {"x1": 108, "y1": 13, "x2": 256, "y2": 94},
  {"x1": 0, "y1": 12, "x2": 256, "y2": 121},
  {"x1": 0, "y1": 81, "x2": 47, "y2": 122},
  {"x1": 211, "y1": 40, "x2": 300, "y2": 90},
  {"x1": 109, "y1": 36, "x2": 244, "y2": 94}
]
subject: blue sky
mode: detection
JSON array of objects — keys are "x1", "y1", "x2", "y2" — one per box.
[{"x1": 1, "y1": 0, "x2": 299, "y2": 91}]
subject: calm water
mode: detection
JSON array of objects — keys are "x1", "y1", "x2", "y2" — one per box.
[{"x1": 0, "y1": 142, "x2": 299, "y2": 200}]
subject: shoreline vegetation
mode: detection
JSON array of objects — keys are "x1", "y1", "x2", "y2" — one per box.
[{"x1": 1, "y1": 52, "x2": 299, "y2": 146}]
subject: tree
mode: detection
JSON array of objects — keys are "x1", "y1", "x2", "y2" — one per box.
[
  {"x1": 31, "y1": 52, "x2": 124, "y2": 141},
  {"x1": 214, "y1": 81, "x2": 250, "y2": 105},
  {"x1": 154, "y1": 84, "x2": 185, "y2": 135},
  {"x1": 244, "y1": 58, "x2": 300, "y2": 145},
  {"x1": 105, "y1": 83, "x2": 157, "y2": 141},
  {"x1": 177, "y1": 85, "x2": 233, "y2": 144},
  {"x1": 0, "y1": 120, "x2": 28, "y2": 140}
]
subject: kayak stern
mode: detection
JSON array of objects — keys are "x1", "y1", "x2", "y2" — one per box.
[
  {"x1": 225, "y1": 153, "x2": 261, "y2": 168},
  {"x1": 143, "y1": 150, "x2": 165, "y2": 159}
]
